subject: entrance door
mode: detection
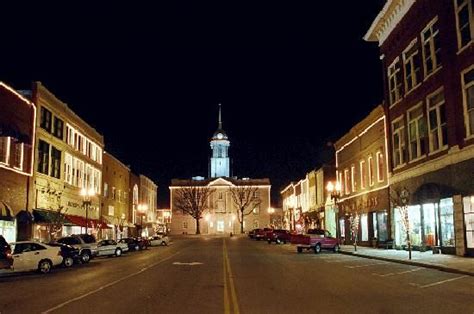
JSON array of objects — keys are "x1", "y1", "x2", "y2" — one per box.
[{"x1": 217, "y1": 221, "x2": 225, "y2": 233}]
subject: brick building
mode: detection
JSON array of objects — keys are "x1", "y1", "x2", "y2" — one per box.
[
  {"x1": 0, "y1": 82, "x2": 36, "y2": 242},
  {"x1": 335, "y1": 105, "x2": 390, "y2": 247},
  {"x1": 365, "y1": 0, "x2": 474, "y2": 255}
]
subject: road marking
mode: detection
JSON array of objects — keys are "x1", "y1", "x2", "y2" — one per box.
[
  {"x1": 412, "y1": 275, "x2": 468, "y2": 289},
  {"x1": 372, "y1": 267, "x2": 424, "y2": 277},
  {"x1": 41, "y1": 251, "x2": 181, "y2": 314},
  {"x1": 172, "y1": 262, "x2": 203, "y2": 266},
  {"x1": 223, "y1": 238, "x2": 240, "y2": 314},
  {"x1": 345, "y1": 262, "x2": 387, "y2": 269}
]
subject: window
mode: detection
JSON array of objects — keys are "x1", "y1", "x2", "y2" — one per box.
[
  {"x1": 388, "y1": 58, "x2": 403, "y2": 105},
  {"x1": 376, "y1": 152, "x2": 384, "y2": 182},
  {"x1": 183, "y1": 221, "x2": 188, "y2": 229},
  {"x1": 0, "y1": 137, "x2": 9, "y2": 164},
  {"x1": 403, "y1": 40, "x2": 422, "y2": 92},
  {"x1": 344, "y1": 169, "x2": 350, "y2": 195},
  {"x1": 112, "y1": 187, "x2": 116, "y2": 200},
  {"x1": 368, "y1": 155, "x2": 374, "y2": 186},
  {"x1": 361, "y1": 214, "x2": 368, "y2": 242},
  {"x1": 339, "y1": 219, "x2": 345, "y2": 238},
  {"x1": 360, "y1": 160, "x2": 366, "y2": 189},
  {"x1": 118, "y1": 190, "x2": 122, "y2": 203},
  {"x1": 427, "y1": 89, "x2": 448, "y2": 151},
  {"x1": 12, "y1": 141, "x2": 23, "y2": 170},
  {"x1": 50, "y1": 146, "x2": 61, "y2": 179},
  {"x1": 253, "y1": 220, "x2": 259, "y2": 228},
  {"x1": 37, "y1": 140, "x2": 50, "y2": 174},
  {"x1": 53, "y1": 117, "x2": 64, "y2": 140},
  {"x1": 462, "y1": 68, "x2": 474, "y2": 137},
  {"x1": 104, "y1": 183, "x2": 108, "y2": 197},
  {"x1": 253, "y1": 205, "x2": 260, "y2": 215},
  {"x1": 253, "y1": 191, "x2": 260, "y2": 199},
  {"x1": 421, "y1": 18, "x2": 441, "y2": 76},
  {"x1": 108, "y1": 205, "x2": 114, "y2": 216},
  {"x1": 218, "y1": 192, "x2": 223, "y2": 200},
  {"x1": 351, "y1": 165, "x2": 356, "y2": 193},
  {"x1": 64, "y1": 153, "x2": 73, "y2": 184},
  {"x1": 407, "y1": 104, "x2": 427, "y2": 160},
  {"x1": 462, "y1": 196, "x2": 474, "y2": 248},
  {"x1": 455, "y1": 0, "x2": 474, "y2": 49},
  {"x1": 40, "y1": 107, "x2": 52, "y2": 132},
  {"x1": 392, "y1": 117, "x2": 406, "y2": 168}
]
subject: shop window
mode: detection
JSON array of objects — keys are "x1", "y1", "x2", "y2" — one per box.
[
  {"x1": 423, "y1": 204, "x2": 437, "y2": 247},
  {"x1": 361, "y1": 214, "x2": 368, "y2": 242},
  {"x1": 339, "y1": 219, "x2": 345, "y2": 238},
  {"x1": 462, "y1": 196, "x2": 474, "y2": 249},
  {"x1": 372, "y1": 212, "x2": 378, "y2": 239},
  {"x1": 439, "y1": 198, "x2": 455, "y2": 247},
  {"x1": 377, "y1": 211, "x2": 388, "y2": 242}
]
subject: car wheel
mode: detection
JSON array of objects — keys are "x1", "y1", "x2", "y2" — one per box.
[
  {"x1": 63, "y1": 256, "x2": 74, "y2": 267},
  {"x1": 314, "y1": 244, "x2": 321, "y2": 254},
  {"x1": 297, "y1": 247, "x2": 303, "y2": 253},
  {"x1": 115, "y1": 248, "x2": 122, "y2": 257},
  {"x1": 81, "y1": 251, "x2": 91, "y2": 263},
  {"x1": 134, "y1": 244, "x2": 140, "y2": 251},
  {"x1": 333, "y1": 244, "x2": 340, "y2": 253},
  {"x1": 276, "y1": 238, "x2": 281, "y2": 245},
  {"x1": 283, "y1": 240, "x2": 287, "y2": 244},
  {"x1": 38, "y1": 259, "x2": 52, "y2": 274},
  {"x1": 161, "y1": 241, "x2": 167, "y2": 246}
]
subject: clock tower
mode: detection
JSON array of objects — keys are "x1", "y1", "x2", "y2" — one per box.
[{"x1": 210, "y1": 104, "x2": 230, "y2": 178}]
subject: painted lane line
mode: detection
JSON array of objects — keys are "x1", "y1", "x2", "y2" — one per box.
[
  {"x1": 223, "y1": 238, "x2": 240, "y2": 314},
  {"x1": 173, "y1": 262, "x2": 203, "y2": 266},
  {"x1": 418, "y1": 275, "x2": 468, "y2": 289},
  {"x1": 345, "y1": 262, "x2": 387, "y2": 269},
  {"x1": 41, "y1": 251, "x2": 181, "y2": 314},
  {"x1": 223, "y1": 242, "x2": 230, "y2": 314},
  {"x1": 372, "y1": 267, "x2": 424, "y2": 277}
]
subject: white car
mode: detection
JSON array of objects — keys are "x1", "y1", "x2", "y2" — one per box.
[
  {"x1": 96, "y1": 239, "x2": 129, "y2": 257},
  {"x1": 10, "y1": 241, "x2": 63, "y2": 274},
  {"x1": 149, "y1": 235, "x2": 170, "y2": 246}
]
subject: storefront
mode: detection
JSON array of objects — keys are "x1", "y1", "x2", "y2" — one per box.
[
  {"x1": 0, "y1": 202, "x2": 15, "y2": 242},
  {"x1": 462, "y1": 196, "x2": 474, "y2": 256},
  {"x1": 394, "y1": 198, "x2": 455, "y2": 253}
]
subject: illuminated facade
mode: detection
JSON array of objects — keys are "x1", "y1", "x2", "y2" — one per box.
[
  {"x1": 169, "y1": 177, "x2": 271, "y2": 235},
  {"x1": 138, "y1": 174, "x2": 158, "y2": 237},
  {"x1": 29, "y1": 82, "x2": 105, "y2": 242},
  {"x1": 0, "y1": 82, "x2": 36, "y2": 242},
  {"x1": 366, "y1": 0, "x2": 474, "y2": 256},
  {"x1": 209, "y1": 104, "x2": 230, "y2": 178}
]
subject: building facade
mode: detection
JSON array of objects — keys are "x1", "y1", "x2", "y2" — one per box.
[
  {"x1": 29, "y1": 82, "x2": 105, "y2": 242},
  {"x1": 0, "y1": 82, "x2": 36, "y2": 242},
  {"x1": 129, "y1": 172, "x2": 140, "y2": 236},
  {"x1": 366, "y1": 0, "x2": 474, "y2": 256},
  {"x1": 101, "y1": 152, "x2": 133, "y2": 240},
  {"x1": 335, "y1": 105, "x2": 390, "y2": 247},
  {"x1": 169, "y1": 177, "x2": 271, "y2": 235},
  {"x1": 209, "y1": 104, "x2": 230, "y2": 178},
  {"x1": 138, "y1": 174, "x2": 158, "y2": 237}
]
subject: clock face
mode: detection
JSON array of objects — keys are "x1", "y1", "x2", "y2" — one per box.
[{"x1": 217, "y1": 133, "x2": 223, "y2": 139}]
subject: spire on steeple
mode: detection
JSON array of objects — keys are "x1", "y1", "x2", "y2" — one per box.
[{"x1": 218, "y1": 103, "x2": 222, "y2": 129}]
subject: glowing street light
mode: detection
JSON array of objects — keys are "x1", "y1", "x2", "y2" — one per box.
[
  {"x1": 326, "y1": 180, "x2": 342, "y2": 241},
  {"x1": 137, "y1": 204, "x2": 148, "y2": 237},
  {"x1": 81, "y1": 188, "x2": 95, "y2": 234}
]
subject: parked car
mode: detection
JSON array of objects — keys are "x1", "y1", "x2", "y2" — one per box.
[
  {"x1": 48, "y1": 242, "x2": 81, "y2": 267},
  {"x1": 291, "y1": 229, "x2": 340, "y2": 254},
  {"x1": 0, "y1": 235, "x2": 13, "y2": 270},
  {"x1": 254, "y1": 228, "x2": 273, "y2": 240},
  {"x1": 149, "y1": 234, "x2": 170, "y2": 246},
  {"x1": 10, "y1": 241, "x2": 63, "y2": 274},
  {"x1": 118, "y1": 237, "x2": 149, "y2": 251},
  {"x1": 56, "y1": 234, "x2": 98, "y2": 263},
  {"x1": 96, "y1": 239, "x2": 129, "y2": 257},
  {"x1": 267, "y1": 229, "x2": 291, "y2": 244},
  {"x1": 248, "y1": 229, "x2": 261, "y2": 239}
]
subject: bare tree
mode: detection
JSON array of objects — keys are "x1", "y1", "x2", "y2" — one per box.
[
  {"x1": 349, "y1": 211, "x2": 360, "y2": 252},
  {"x1": 229, "y1": 186, "x2": 262, "y2": 234},
  {"x1": 41, "y1": 183, "x2": 68, "y2": 241},
  {"x1": 174, "y1": 186, "x2": 215, "y2": 234},
  {"x1": 391, "y1": 187, "x2": 412, "y2": 259}
]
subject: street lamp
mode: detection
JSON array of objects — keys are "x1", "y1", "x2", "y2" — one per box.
[
  {"x1": 81, "y1": 188, "x2": 95, "y2": 235},
  {"x1": 137, "y1": 204, "x2": 148, "y2": 237},
  {"x1": 326, "y1": 181, "x2": 342, "y2": 240}
]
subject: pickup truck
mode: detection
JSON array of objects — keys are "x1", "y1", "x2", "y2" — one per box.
[{"x1": 291, "y1": 229, "x2": 340, "y2": 254}]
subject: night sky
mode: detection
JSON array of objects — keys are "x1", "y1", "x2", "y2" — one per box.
[{"x1": 1, "y1": 2, "x2": 386, "y2": 207}]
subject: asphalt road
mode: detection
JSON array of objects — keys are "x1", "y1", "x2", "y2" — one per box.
[{"x1": 0, "y1": 236, "x2": 473, "y2": 314}]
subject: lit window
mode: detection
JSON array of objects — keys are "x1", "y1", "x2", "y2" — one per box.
[
  {"x1": 462, "y1": 67, "x2": 474, "y2": 137},
  {"x1": 253, "y1": 206, "x2": 260, "y2": 215},
  {"x1": 403, "y1": 40, "x2": 422, "y2": 92},
  {"x1": 407, "y1": 103, "x2": 427, "y2": 160},
  {"x1": 351, "y1": 165, "x2": 356, "y2": 193},
  {"x1": 427, "y1": 89, "x2": 447, "y2": 151},
  {"x1": 376, "y1": 152, "x2": 384, "y2": 182},
  {"x1": 0, "y1": 137, "x2": 10, "y2": 164},
  {"x1": 368, "y1": 155, "x2": 374, "y2": 186},
  {"x1": 344, "y1": 169, "x2": 350, "y2": 195},
  {"x1": 455, "y1": 0, "x2": 474, "y2": 49},
  {"x1": 388, "y1": 58, "x2": 403, "y2": 105},
  {"x1": 360, "y1": 160, "x2": 366, "y2": 189},
  {"x1": 392, "y1": 118, "x2": 406, "y2": 168},
  {"x1": 12, "y1": 141, "x2": 23, "y2": 170},
  {"x1": 421, "y1": 18, "x2": 441, "y2": 76},
  {"x1": 104, "y1": 183, "x2": 108, "y2": 197}
]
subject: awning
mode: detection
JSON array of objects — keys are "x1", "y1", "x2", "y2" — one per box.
[
  {"x1": 66, "y1": 214, "x2": 111, "y2": 229},
  {"x1": 0, "y1": 202, "x2": 14, "y2": 221},
  {"x1": 33, "y1": 209, "x2": 73, "y2": 225}
]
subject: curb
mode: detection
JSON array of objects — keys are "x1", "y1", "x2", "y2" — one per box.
[{"x1": 339, "y1": 250, "x2": 474, "y2": 277}]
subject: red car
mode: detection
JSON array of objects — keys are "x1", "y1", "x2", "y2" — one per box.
[
  {"x1": 291, "y1": 229, "x2": 340, "y2": 253},
  {"x1": 267, "y1": 229, "x2": 291, "y2": 244},
  {"x1": 254, "y1": 228, "x2": 273, "y2": 240}
]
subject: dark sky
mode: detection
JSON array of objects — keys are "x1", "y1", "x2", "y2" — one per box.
[{"x1": 1, "y1": 2, "x2": 385, "y2": 207}]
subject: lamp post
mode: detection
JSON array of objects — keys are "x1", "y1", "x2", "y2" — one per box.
[
  {"x1": 326, "y1": 181, "x2": 342, "y2": 241},
  {"x1": 137, "y1": 204, "x2": 148, "y2": 237},
  {"x1": 81, "y1": 188, "x2": 95, "y2": 235}
]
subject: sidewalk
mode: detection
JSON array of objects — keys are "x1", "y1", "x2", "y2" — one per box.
[{"x1": 339, "y1": 245, "x2": 474, "y2": 276}]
